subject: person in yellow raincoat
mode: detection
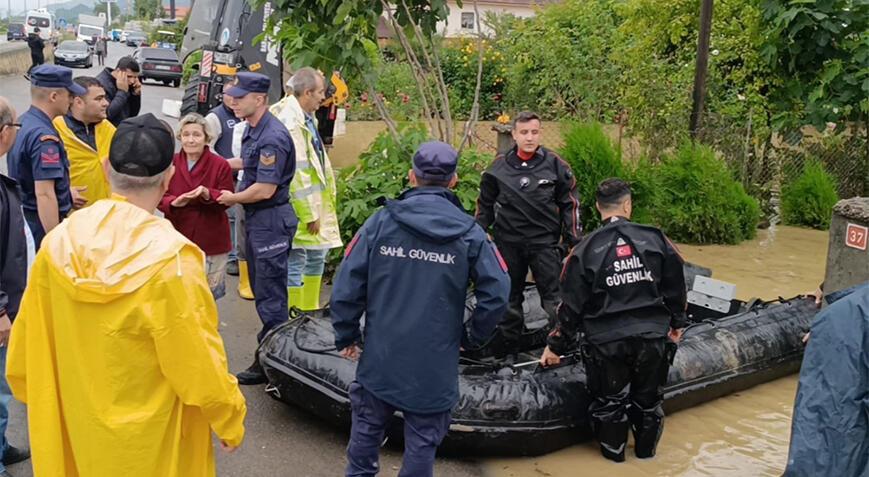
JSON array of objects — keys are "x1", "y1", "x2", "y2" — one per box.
[
  {"x1": 52, "y1": 76, "x2": 115, "y2": 205},
  {"x1": 6, "y1": 113, "x2": 246, "y2": 477}
]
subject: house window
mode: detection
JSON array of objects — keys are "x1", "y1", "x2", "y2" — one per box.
[{"x1": 461, "y1": 12, "x2": 475, "y2": 30}]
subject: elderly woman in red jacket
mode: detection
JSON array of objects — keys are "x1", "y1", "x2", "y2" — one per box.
[{"x1": 159, "y1": 113, "x2": 234, "y2": 298}]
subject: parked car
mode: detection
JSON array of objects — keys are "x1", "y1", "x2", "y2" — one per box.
[
  {"x1": 125, "y1": 31, "x2": 147, "y2": 47},
  {"x1": 133, "y1": 47, "x2": 183, "y2": 87},
  {"x1": 7, "y1": 23, "x2": 26, "y2": 41},
  {"x1": 53, "y1": 40, "x2": 93, "y2": 68}
]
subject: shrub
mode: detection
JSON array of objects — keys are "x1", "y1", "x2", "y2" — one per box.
[
  {"x1": 558, "y1": 122, "x2": 624, "y2": 232},
  {"x1": 625, "y1": 156, "x2": 661, "y2": 226},
  {"x1": 650, "y1": 144, "x2": 760, "y2": 244},
  {"x1": 344, "y1": 61, "x2": 421, "y2": 121},
  {"x1": 781, "y1": 161, "x2": 838, "y2": 230},
  {"x1": 326, "y1": 125, "x2": 494, "y2": 274}
]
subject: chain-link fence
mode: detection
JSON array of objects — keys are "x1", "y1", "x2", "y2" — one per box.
[
  {"x1": 479, "y1": 115, "x2": 868, "y2": 221},
  {"x1": 697, "y1": 112, "x2": 868, "y2": 217}
]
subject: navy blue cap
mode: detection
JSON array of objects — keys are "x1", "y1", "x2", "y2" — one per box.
[
  {"x1": 412, "y1": 141, "x2": 458, "y2": 181},
  {"x1": 30, "y1": 65, "x2": 87, "y2": 96},
  {"x1": 225, "y1": 72, "x2": 271, "y2": 98}
]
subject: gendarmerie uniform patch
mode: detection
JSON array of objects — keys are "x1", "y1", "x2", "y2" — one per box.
[{"x1": 259, "y1": 152, "x2": 276, "y2": 166}]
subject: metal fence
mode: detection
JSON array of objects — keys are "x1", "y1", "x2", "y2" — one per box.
[
  {"x1": 697, "y1": 113, "x2": 868, "y2": 216},
  {"x1": 481, "y1": 115, "x2": 868, "y2": 220}
]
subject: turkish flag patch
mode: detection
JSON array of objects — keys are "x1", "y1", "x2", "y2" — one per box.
[
  {"x1": 41, "y1": 147, "x2": 60, "y2": 165},
  {"x1": 344, "y1": 233, "x2": 360, "y2": 257},
  {"x1": 616, "y1": 245, "x2": 632, "y2": 257}
]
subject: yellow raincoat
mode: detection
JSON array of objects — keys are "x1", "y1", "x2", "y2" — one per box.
[
  {"x1": 6, "y1": 195, "x2": 246, "y2": 477},
  {"x1": 52, "y1": 116, "x2": 115, "y2": 204}
]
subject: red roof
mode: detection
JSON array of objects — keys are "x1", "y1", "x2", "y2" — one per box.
[{"x1": 162, "y1": 6, "x2": 190, "y2": 18}]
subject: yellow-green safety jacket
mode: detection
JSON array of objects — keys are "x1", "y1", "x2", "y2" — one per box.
[{"x1": 270, "y1": 95, "x2": 342, "y2": 250}]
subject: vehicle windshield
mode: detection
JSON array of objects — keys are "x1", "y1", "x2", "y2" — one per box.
[
  {"x1": 141, "y1": 48, "x2": 179, "y2": 61},
  {"x1": 9, "y1": 24, "x2": 24, "y2": 33},
  {"x1": 27, "y1": 17, "x2": 50, "y2": 28},
  {"x1": 128, "y1": 32, "x2": 146, "y2": 39},
  {"x1": 79, "y1": 25, "x2": 102, "y2": 37},
  {"x1": 59, "y1": 41, "x2": 88, "y2": 52}
]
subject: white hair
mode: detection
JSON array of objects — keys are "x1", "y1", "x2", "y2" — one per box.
[
  {"x1": 108, "y1": 167, "x2": 168, "y2": 192},
  {"x1": 287, "y1": 67, "x2": 323, "y2": 97}
]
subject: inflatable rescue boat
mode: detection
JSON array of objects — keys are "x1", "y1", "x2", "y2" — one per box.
[{"x1": 259, "y1": 265, "x2": 816, "y2": 456}]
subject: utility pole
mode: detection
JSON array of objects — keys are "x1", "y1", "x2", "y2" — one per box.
[{"x1": 689, "y1": 0, "x2": 714, "y2": 140}]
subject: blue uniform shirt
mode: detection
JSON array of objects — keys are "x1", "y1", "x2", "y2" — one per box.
[
  {"x1": 238, "y1": 111, "x2": 295, "y2": 209},
  {"x1": 304, "y1": 113, "x2": 325, "y2": 167},
  {"x1": 209, "y1": 103, "x2": 240, "y2": 160},
  {"x1": 8, "y1": 106, "x2": 73, "y2": 216}
]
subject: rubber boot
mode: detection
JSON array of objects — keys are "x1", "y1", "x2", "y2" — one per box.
[
  {"x1": 597, "y1": 419, "x2": 629, "y2": 462},
  {"x1": 237, "y1": 260, "x2": 254, "y2": 300},
  {"x1": 236, "y1": 356, "x2": 267, "y2": 385},
  {"x1": 629, "y1": 403, "x2": 665, "y2": 459},
  {"x1": 288, "y1": 286, "x2": 302, "y2": 310},
  {"x1": 299, "y1": 275, "x2": 323, "y2": 310}
]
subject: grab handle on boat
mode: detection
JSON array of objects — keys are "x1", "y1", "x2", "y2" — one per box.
[{"x1": 481, "y1": 400, "x2": 520, "y2": 420}]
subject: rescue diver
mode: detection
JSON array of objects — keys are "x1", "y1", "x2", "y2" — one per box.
[
  {"x1": 541, "y1": 178, "x2": 687, "y2": 462},
  {"x1": 330, "y1": 141, "x2": 510, "y2": 477},
  {"x1": 6, "y1": 114, "x2": 246, "y2": 476},
  {"x1": 218, "y1": 72, "x2": 297, "y2": 385},
  {"x1": 475, "y1": 111, "x2": 581, "y2": 350}
]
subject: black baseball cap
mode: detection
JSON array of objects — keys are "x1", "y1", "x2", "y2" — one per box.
[
  {"x1": 412, "y1": 141, "x2": 458, "y2": 181},
  {"x1": 109, "y1": 114, "x2": 175, "y2": 177},
  {"x1": 225, "y1": 72, "x2": 270, "y2": 97}
]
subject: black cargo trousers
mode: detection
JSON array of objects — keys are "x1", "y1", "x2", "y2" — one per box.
[
  {"x1": 584, "y1": 336, "x2": 672, "y2": 462},
  {"x1": 495, "y1": 241, "x2": 562, "y2": 343}
]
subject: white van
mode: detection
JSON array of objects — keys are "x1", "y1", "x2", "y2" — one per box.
[
  {"x1": 77, "y1": 24, "x2": 104, "y2": 44},
  {"x1": 25, "y1": 9, "x2": 54, "y2": 41}
]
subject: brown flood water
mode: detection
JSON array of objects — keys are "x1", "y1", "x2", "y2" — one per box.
[{"x1": 485, "y1": 225, "x2": 829, "y2": 477}]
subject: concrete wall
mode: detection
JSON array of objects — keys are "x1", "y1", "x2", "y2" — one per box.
[
  {"x1": 0, "y1": 42, "x2": 53, "y2": 77},
  {"x1": 824, "y1": 197, "x2": 869, "y2": 293},
  {"x1": 329, "y1": 120, "x2": 639, "y2": 169}
]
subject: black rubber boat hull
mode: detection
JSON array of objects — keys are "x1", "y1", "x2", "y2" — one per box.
[{"x1": 260, "y1": 278, "x2": 814, "y2": 457}]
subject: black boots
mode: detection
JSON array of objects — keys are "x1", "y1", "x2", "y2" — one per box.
[{"x1": 236, "y1": 357, "x2": 267, "y2": 385}]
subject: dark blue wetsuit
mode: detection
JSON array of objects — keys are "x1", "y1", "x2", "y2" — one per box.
[
  {"x1": 7, "y1": 106, "x2": 72, "y2": 249},
  {"x1": 238, "y1": 110, "x2": 297, "y2": 341},
  {"x1": 330, "y1": 187, "x2": 510, "y2": 477}
]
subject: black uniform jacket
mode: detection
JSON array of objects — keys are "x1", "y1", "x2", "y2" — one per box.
[
  {"x1": 475, "y1": 146, "x2": 581, "y2": 248},
  {"x1": 549, "y1": 216, "x2": 687, "y2": 352},
  {"x1": 0, "y1": 174, "x2": 28, "y2": 320}
]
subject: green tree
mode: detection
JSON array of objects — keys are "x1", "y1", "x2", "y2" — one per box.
[
  {"x1": 500, "y1": 0, "x2": 622, "y2": 122},
  {"x1": 761, "y1": 0, "x2": 869, "y2": 129},
  {"x1": 134, "y1": 0, "x2": 161, "y2": 21},
  {"x1": 612, "y1": 0, "x2": 773, "y2": 155},
  {"x1": 93, "y1": 2, "x2": 121, "y2": 21},
  {"x1": 262, "y1": 0, "x2": 491, "y2": 150}
]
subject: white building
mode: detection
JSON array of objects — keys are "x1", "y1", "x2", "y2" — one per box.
[{"x1": 440, "y1": 0, "x2": 554, "y2": 37}]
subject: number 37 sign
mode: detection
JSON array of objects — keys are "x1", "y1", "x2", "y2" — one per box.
[{"x1": 845, "y1": 223, "x2": 868, "y2": 251}]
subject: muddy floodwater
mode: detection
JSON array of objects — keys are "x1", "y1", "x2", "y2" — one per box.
[{"x1": 486, "y1": 225, "x2": 829, "y2": 477}]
